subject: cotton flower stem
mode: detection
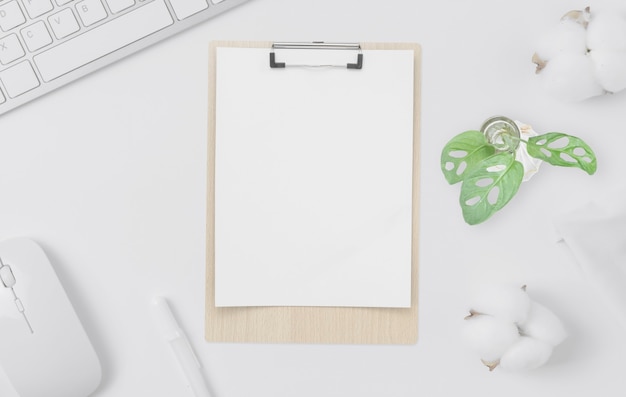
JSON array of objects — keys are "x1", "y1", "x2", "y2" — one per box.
[
  {"x1": 464, "y1": 310, "x2": 483, "y2": 320},
  {"x1": 481, "y1": 359, "x2": 500, "y2": 371},
  {"x1": 560, "y1": 7, "x2": 591, "y2": 28},
  {"x1": 532, "y1": 53, "x2": 547, "y2": 73}
]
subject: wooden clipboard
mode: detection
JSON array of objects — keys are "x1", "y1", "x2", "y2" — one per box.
[{"x1": 205, "y1": 41, "x2": 421, "y2": 344}]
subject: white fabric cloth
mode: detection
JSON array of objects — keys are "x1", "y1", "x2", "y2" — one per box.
[{"x1": 554, "y1": 189, "x2": 626, "y2": 329}]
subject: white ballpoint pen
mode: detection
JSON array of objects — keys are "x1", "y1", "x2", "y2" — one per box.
[{"x1": 152, "y1": 297, "x2": 213, "y2": 397}]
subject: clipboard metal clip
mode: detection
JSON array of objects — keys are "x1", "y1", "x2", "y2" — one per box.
[{"x1": 270, "y1": 42, "x2": 363, "y2": 70}]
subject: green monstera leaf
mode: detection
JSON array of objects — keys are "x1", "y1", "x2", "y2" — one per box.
[
  {"x1": 441, "y1": 119, "x2": 598, "y2": 225},
  {"x1": 441, "y1": 130, "x2": 496, "y2": 185},
  {"x1": 527, "y1": 133, "x2": 597, "y2": 175},
  {"x1": 459, "y1": 153, "x2": 524, "y2": 225}
]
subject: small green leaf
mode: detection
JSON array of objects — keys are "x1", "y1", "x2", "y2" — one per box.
[
  {"x1": 441, "y1": 130, "x2": 496, "y2": 185},
  {"x1": 527, "y1": 132, "x2": 597, "y2": 175},
  {"x1": 459, "y1": 153, "x2": 524, "y2": 225}
]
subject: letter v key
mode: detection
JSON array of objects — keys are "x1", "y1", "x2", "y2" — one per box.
[{"x1": 47, "y1": 8, "x2": 80, "y2": 40}]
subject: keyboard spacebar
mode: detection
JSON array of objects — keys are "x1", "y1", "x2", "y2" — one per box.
[{"x1": 34, "y1": 0, "x2": 173, "y2": 82}]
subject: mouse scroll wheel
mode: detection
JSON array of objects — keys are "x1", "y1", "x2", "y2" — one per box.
[{"x1": 0, "y1": 265, "x2": 16, "y2": 288}]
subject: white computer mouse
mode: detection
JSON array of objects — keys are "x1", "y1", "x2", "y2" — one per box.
[{"x1": 0, "y1": 238, "x2": 101, "y2": 397}]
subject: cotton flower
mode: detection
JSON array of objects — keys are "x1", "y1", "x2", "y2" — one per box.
[
  {"x1": 533, "y1": 7, "x2": 626, "y2": 101},
  {"x1": 462, "y1": 285, "x2": 567, "y2": 371}
]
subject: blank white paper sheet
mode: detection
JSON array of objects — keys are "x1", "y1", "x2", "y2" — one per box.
[{"x1": 214, "y1": 47, "x2": 414, "y2": 308}]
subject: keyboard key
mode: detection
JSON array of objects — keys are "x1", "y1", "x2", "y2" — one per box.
[
  {"x1": 21, "y1": 0, "x2": 54, "y2": 18},
  {"x1": 0, "y1": 34, "x2": 25, "y2": 65},
  {"x1": 75, "y1": 0, "x2": 107, "y2": 26},
  {"x1": 169, "y1": 0, "x2": 207, "y2": 20},
  {"x1": 0, "y1": 61, "x2": 39, "y2": 97},
  {"x1": 21, "y1": 21, "x2": 53, "y2": 51},
  {"x1": 0, "y1": 1, "x2": 26, "y2": 31},
  {"x1": 48, "y1": 8, "x2": 80, "y2": 39},
  {"x1": 105, "y1": 0, "x2": 134, "y2": 14},
  {"x1": 0, "y1": 89, "x2": 5, "y2": 104},
  {"x1": 34, "y1": 0, "x2": 173, "y2": 82},
  {"x1": 55, "y1": 0, "x2": 73, "y2": 5}
]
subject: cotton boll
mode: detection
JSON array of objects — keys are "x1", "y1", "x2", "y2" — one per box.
[
  {"x1": 469, "y1": 285, "x2": 531, "y2": 324},
  {"x1": 589, "y1": 49, "x2": 626, "y2": 92},
  {"x1": 499, "y1": 337, "x2": 554, "y2": 371},
  {"x1": 519, "y1": 301, "x2": 568, "y2": 347},
  {"x1": 463, "y1": 314, "x2": 521, "y2": 362},
  {"x1": 539, "y1": 52, "x2": 605, "y2": 101},
  {"x1": 534, "y1": 7, "x2": 626, "y2": 100},
  {"x1": 463, "y1": 285, "x2": 567, "y2": 371},
  {"x1": 586, "y1": 11, "x2": 626, "y2": 51},
  {"x1": 534, "y1": 20, "x2": 588, "y2": 62}
]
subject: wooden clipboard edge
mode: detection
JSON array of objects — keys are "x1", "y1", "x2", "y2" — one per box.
[{"x1": 206, "y1": 41, "x2": 421, "y2": 344}]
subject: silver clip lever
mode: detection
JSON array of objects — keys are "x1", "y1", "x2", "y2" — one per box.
[{"x1": 269, "y1": 42, "x2": 363, "y2": 69}]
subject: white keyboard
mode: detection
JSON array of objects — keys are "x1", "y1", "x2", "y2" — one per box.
[{"x1": 0, "y1": 0, "x2": 249, "y2": 115}]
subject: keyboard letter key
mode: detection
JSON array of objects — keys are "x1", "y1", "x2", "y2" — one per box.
[
  {"x1": 0, "y1": 1, "x2": 26, "y2": 31},
  {"x1": 169, "y1": 0, "x2": 208, "y2": 20},
  {"x1": 21, "y1": 21, "x2": 53, "y2": 52},
  {"x1": 75, "y1": 0, "x2": 107, "y2": 26},
  {"x1": 0, "y1": 33, "x2": 25, "y2": 64},
  {"x1": 34, "y1": 0, "x2": 173, "y2": 82},
  {"x1": 48, "y1": 8, "x2": 80, "y2": 39},
  {"x1": 21, "y1": 0, "x2": 54, "y2": 19},
  {"x1": 0, "y1": 61, "x2": 39, "y2": 98},
  {"x1": 105, "y1": 0, "x2": 134, "y2": 14}
]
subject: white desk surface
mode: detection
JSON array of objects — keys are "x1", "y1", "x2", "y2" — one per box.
[{"x1": 1, "y1": 0, "x2": 626, "y2": 395}]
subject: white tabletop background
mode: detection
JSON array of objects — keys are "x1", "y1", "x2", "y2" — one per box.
[{"x1": 1, "y1": 0, "x2": 626, "y2": 396}]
